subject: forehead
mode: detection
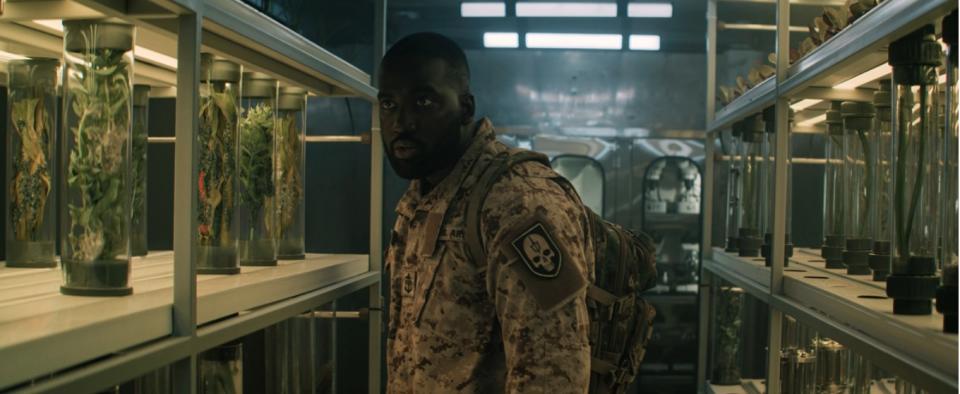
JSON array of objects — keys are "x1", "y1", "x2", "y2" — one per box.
[{"x1": 379, "y1": 56, "x2": 454, "y2": 93}]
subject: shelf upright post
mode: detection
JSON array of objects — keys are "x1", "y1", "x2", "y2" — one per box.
[
  {"x1": 369, "y1": 1, "x2": 387, "y2": 393},
  {"x1": 173, "y1": 11, "x2": 202, "y2": 394},
  {"x1": 766, "y1": 0, "x2": 790, "y2": 392},
  {"x1": 698, "y1": 0, "x2": 717, "y2": 390}
]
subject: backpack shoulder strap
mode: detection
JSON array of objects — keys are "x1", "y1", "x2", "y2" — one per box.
[{"x1": 465, "y1": 149, "x2": 550, "y2": 264}]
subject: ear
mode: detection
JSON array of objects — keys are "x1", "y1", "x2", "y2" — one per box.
[{"x1": 460, "y1": 93, "x2": 476, "y2": 125}]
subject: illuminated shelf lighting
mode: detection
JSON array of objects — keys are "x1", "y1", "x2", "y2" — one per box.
[
  {"x1": 516, "y1": 2, "x2": 617, "y2": 17},
  {"x1": 525, "y1": 33, "x2": 623, "y2": 50},
  {"x1": 629, "y1": 35, "x2": 660, "y2": 51},
  {"x1": 834, "y1": 64, "x2": 891, "y2": 90},
  {"x1": 483, "y1": 32, "x2": 519, "y2": 48},
  {"x1": 627, "y1": 3, "x2": 672, "y2": 18},
  {"x1": 461, "y1": 2, "x2": 506, "y2": 17},
  {"x1": 797, "y1": 113, "x2": 827, "y2": 127},
  {"x1": 791, "y1": 99, "x2": 822, "y2": 112}
]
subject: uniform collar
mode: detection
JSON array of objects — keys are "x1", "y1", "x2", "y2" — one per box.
[{"x1": 395, "y1": 118, "x2": 497, "y2": 219}]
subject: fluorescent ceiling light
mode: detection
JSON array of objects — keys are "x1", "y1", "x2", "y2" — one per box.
[
  {"x1": 790, "y1": 99, "x2": 822, "y2": 112},
  {"x1": 516, "y1": 2, "x2": 617, "y2": 17},
  {"x1": 797, "y1": 113, "x2": 826, "y2": 127},
  {"x1": 629, "y1": 35, "x2": 660, "y2": 51},
  {"x1": 0, "y1": 50, "x2": 28, "y2": 62},
  {"x1": 526, "y1": 33, "x2": 622, "y2": 50},
  {"x1": 834, "y1": 64, "x2": 891, "y2": 90},
  {"x1": 484, "y1": 32, "x2": 519, "y2": 48},
  {"x1": 461, "y1": 2, "x2": 506, "y2": 17},
  {"x1": 627, "y1": 3, "x2": 672, "y2": 18},
  {"x1": 719, "y1": 23, "x2": 807, "y2": 33},
  {"x1": 135, "y1": 46, "x2": 178, "y2": 69},
  {"x1": 33, "y1": 19, "x2": 63, "y2": 32}
]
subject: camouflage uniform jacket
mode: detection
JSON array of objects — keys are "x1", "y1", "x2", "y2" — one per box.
[{"x1": 386, "y1": 118, "x2": 595, "y2": 393}]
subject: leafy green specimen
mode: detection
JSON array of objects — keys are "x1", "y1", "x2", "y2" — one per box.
[
  {"x1": 131, "y1": 105, "x2": 147, "y2": 233},
  {"x1": 66, "y1": 40, "x2": 130, "y2": 262},
  {"x1": 238, "y1": 103, "x2": 275, "y2": 238},
  {"x1": 857, "y1": 129, "x2": 872, "y2": 236},
  {"x1": 272, "y1": 111, "x2": 303, "y2": 239},
  {"x1": 198, "y1": 86, "x2": 238, "y2": 245},
  {"x1": 9, "y1": 84, "x2": 53, "y2": 241}
]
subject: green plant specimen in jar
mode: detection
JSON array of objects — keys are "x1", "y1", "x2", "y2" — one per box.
[
  {"x1": 711, "y1": 286, "x2": 744, "y2": 385},
  {"x1": 197, "y1": 55, "x2": 241, "y2": 274},
  {"x1": 272, "y1": 87, "x2": 306, "y2": 259},
  {"x1": 6, "y1": 58, "x2": 58, "y2": 268},
  {"x1": 130, "y1": 85, "x2": 150, "y2": 257},
  {"x1": 60, "y1": 20, "x2": 134, "y2": 296},
  {"x1": 198, "y1": 342, "x2": 242, "y2": 394},
  {"x1": 238, "y1": 101, "x2": 276, "y2": 264}
]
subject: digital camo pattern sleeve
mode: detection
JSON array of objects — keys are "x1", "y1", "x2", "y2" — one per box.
[{"x1": 480, "y1": 161, "x2": 594, "y2": 394}]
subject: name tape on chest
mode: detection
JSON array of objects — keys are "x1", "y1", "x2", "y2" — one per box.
[{"x1": 511, "y1": 222, "x2": 563, "y2": 278}]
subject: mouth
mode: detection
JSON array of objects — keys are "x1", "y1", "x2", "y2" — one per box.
[{"x1": 391, "y1": 139, "x2": 421, "y2": 160}]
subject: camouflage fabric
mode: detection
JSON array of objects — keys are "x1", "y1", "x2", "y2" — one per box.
[{"x1": 386, "y1": 118, "x2": 595, "y2": 393}]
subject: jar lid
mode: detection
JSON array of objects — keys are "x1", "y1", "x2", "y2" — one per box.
[
  {"x1": 201, "y1": 53, "x2": 241, "y2": 83},
  {"x1": 873, "y1": 79, "x2": 891, "y2": 107},
  {"x1": 841, "y1": 101, "x2": 875, "y2": 118},
  {"x1": 242, "y1": 78, "x2": 277, "y2": 98}
]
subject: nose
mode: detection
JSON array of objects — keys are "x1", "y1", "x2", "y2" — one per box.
[{"x1": 395, "y1": 106, "x2": 417, "y2": 135}]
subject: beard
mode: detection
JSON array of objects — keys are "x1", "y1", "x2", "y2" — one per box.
[{"x1": 385, "y1": 128, "x2": 464, "y2": 180}]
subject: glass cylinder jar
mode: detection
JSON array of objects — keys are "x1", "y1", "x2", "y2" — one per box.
[
  {"x1": 841, "y1": 101, "x2": 876, "y2": 275},
  {"x1": 644, "y1": 161, "x2": 667, "y2": 214},
  {"x1": 130, "y1": 85, "x2": 150, "y2": 257},
  {"x1": 761, "y1": 106, "x2": 794, "y2": 267},
  {"x1": 941, "y1": 11, "x2": 959, "y2": 274},
  {"x1": 5, "y1": 58, "x2": 59, "y2": 268},
  {"x1": 870, "y1": 80, "x2": 894, "y2": 281},
  {"x1": 199, "y1": 341, "x2": 243, "y2": 394},
  {"x1": 815, "y1": 338, "x2": 849, "y2": 393},
  {"x1": 710, "y1": 286, "x2": 744, "y2": 385},
  {"x1": 238, "y1": 72, "x2": 277, "y2": 266},
  {"x1": 724, "y1": 124, "x2": 742, "y2": 252},
  {"x1": 60, "y1": 20, "x2": 134, "y2": 296},
  {"x1": 822, "y1": 101, "x2": 846, "y2": 269},
  {"x1": 197, "y1": 54, "x2": 241, "y2": 274},
  {"x1": 737, "y1": 115, "x2": 764, "y2": 257},
  {"x1": 274, "y1": 87, "x2": 307, "y2": 260},
  {"x1": 885, "y1": 25, "x2": 942, "y2": 315}
]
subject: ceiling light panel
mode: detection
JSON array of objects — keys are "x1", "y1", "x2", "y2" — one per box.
[
  {"x1": 629, "y1": 35, "x2": 660, "y2": 51},
  {"x1": 790, "y1": 99, "x2": 822, "y2": 112},
  {"x1": 797, "y1": 113, "x2": 827, "y2": 127},
  {"x1": 526, "y1": 33, "x2": 623, "y2": 50},
  {"x1": 833, "y1": 64, "x2": 891, "y2": 90},
  {"x1": 484, "y1": 32, "x2": 519, "y2": 48},
  {"x1": 627, "y1": 3, "x2": 672, "y2": 18},
  {"x1": 461, "y1": 2, "x2": 506, "y2": 17},
  {"x1": 516, "y1": 2, "x2": 618, "y2": 17}
]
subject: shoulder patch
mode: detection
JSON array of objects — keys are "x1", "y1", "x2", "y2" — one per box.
[{"x1": 511, "y1": 222, "x2": 563, "y2": 278}]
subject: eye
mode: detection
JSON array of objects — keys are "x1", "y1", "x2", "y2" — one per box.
[
  {"x1": 379, "y1": 99, "x2": 397, "y2": 111},
  {"x1": 415, "y1": 97, "x2": 433, "y2": 107}
]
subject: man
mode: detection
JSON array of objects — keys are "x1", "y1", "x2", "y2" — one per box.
[{"x1": 380, "y1": 32, "x2": 595, "y2": 393}]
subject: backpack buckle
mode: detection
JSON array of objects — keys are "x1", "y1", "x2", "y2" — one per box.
[{"x1": 608, "y1": 296, "x2": 634, "y2": 320}]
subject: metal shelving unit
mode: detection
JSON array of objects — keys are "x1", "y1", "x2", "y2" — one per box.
[
  {"x1": 700, "y1": 0, "x2": 958, "y2": 393},
  {"x1": 0, "y1": 0, "x2": 385, "y2": 392}
]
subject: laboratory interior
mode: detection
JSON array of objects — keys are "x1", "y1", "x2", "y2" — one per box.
[{"x1": 0, "y1": 0, "x2": 957, "y2": 393}]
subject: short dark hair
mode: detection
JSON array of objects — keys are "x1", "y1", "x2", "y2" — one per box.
[{"x1": 381, "y1": 32, "x2": 470, "y2": 93}]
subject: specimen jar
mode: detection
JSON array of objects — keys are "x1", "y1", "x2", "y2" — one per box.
[
  {"x1": 737, "y1": 114, "x2": 764, "y2": 257},
  {"x1": 761, "y1": 106, "x2": 794, "y2": 267},
  {"x1": 822, "y1": 101, "x2": 846, "y2": 269},
  {"x1": 725, "y1": 123, "x2": 743, "y2": 252},
  {"x1": 870, "y1": 80, "x2": 894, "y2": 281},
  {"x1": 710, "y1": 286, "x2": 744, "y2": 385},
  {"x1": 60, "y1": 20, "x2": 134, "y2": 296},
  {"x1": 197, "y1": 54, "x2": 241, "y2": 274},
  {"x1": 275, "y1": 87, "x2": 307, "y2": 260},
  {"x1": 130, "y1": 84, "x2": 150, "y2": 257},
  {"x1": 841, "y1": 101, "x2": 876, "y2": 275},
  {"x1": 199, "y1": 341, "x2": 243, "y2": 394},
  {"x1": 885, "y1": 25, "x2": 942, "y2": 315},
  {"x1": 941, "y1": 11, "x2": 958, "y2": 272},
  {"x1": 815, "y1": 338, "x2": 849, "y2": 393},
  {"x1": 5, "y1": 58, "x2": 59, "y2": 268},
  {"x1": 644, "y1": 161, "x2": 667, "y2": 214},
  {"x1": 238, "y1": 71, "x2": 278, "y2": 266}
]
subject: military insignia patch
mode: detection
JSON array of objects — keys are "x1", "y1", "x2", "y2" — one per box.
[{"x1": 511, "y1": 222, "x2": 563, "y2": 278}]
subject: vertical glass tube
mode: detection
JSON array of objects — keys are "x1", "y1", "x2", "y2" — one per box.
[
  {"x1": 822, "y1": 101, "x2": 846, "y2": 268},
  {"x1": 199, "y1": 341, "x2": 243, "y2": 393},
  {"x1": 238, "y1": 72, "x2": 278, "y2": 266},
  {"x1": 886, "y1": 25, "x2": 942, "y2": 315},
  {"x1": 275, "y1": 87, "x2": 307, "y2": 260},
  {"x1": 738, "y1": 115, "x2": 765, "y2": 257},
  {"x1": 6, "y1": 58, "x2": 59, "y2": 268},
  {"x1": 197, "y1": 54, "x2": 241, "y2": 275},
  {"x1": 710, "y1": 285, "x2": 743, "y2": 385},
  {"x1": 814, "y1": 338, "x2": 849, "y2": 393},
  {"x1": 130, "y1": 85, "x2": 150, "y2": 257},
  {"x1": 60, "y1": 20, "x2": 134, "y2": 296},
  {"x1": 644, "y1": 161, "x2": 666, "y2": 214},
  {"x1": 936, "y1": 10, "x2": 958, "y2": 334},
  {"x1": 870, "y1": 80, "x2": 894, "y2": 281},
  {"x1": 725, "y1": 125, "x2": 742, "y2": 252},
  {"x1": 841, "y1": 101, "x2": 876, "y2": 275},
  {"x1": 762, "y1": 106, "x2": 794, "y2": 267}
]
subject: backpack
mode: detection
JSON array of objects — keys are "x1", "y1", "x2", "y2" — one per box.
[{"x1": 464, "y1": 149, "x2": 659, "y2": 394}]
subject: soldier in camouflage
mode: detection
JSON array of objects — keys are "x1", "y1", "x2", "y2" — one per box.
[{"x1": 379, "y1": 32, "x2": 595, "y2": 393}]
